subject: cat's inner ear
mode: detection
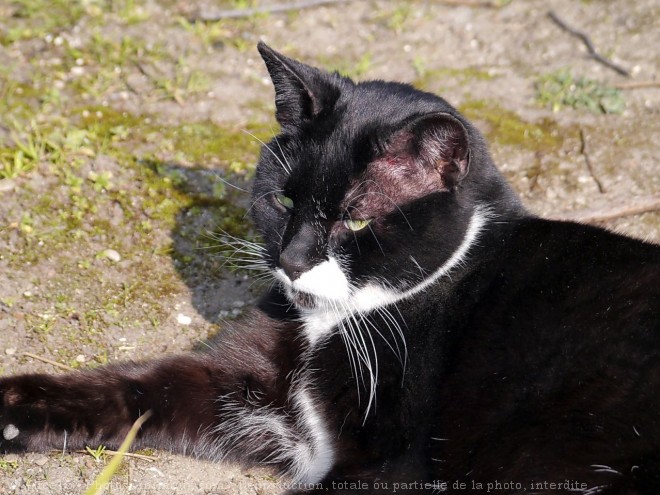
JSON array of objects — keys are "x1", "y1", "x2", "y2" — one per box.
[
  {"x1": 257, "y1": 42, "x2": 341, "y2": 128},
  {"x1": 385, "y1": 112, "x2": 470, "y2": 189}
]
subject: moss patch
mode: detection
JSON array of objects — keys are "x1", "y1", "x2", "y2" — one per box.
[
  {"x1": 459, "y1": 99, "x2": 563, "y2": 152},
  {"x1": 0, "y1": 0, "x2": 86, "y2": 45},
  {"x1": 413, "y1": 63, "x2": 495, "y2": 90}
]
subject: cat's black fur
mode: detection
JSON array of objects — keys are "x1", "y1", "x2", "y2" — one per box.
[{"x1": 1, "y1": 44, "x2": 659, "y2": 494}]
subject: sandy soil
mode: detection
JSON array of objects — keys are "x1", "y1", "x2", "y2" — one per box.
[{"x1": 0, "y1": 0, "x2": 658, "y2": 493}]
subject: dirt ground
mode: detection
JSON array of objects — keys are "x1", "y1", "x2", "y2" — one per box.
[{"x1": 0, "y1": 0, "x2": 658, "y2": 493}]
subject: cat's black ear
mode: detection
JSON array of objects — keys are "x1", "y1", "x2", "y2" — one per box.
[
  {"x1": 257, "y1": 42, "x2": 341, "y2": 128},
  {"x1": 387, "y1": 112, "x2": 470, "y2": 189}
]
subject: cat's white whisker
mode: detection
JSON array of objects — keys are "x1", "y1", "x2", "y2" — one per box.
[
  {"x1": 209, "y1": 171, "x2": 250, "y2": 193},
  {"x1": 335, "y1": 298, "x2": 373, "y2": 406},
  {"x1": 245, "y1": 188, "x2": 283, "y2": 217},
  {"x1": 409, "y1": 256, "x2": 429, "y2": 279},
  {"x1": 367, "y1": 222, "x2": 385, "y2": 256},
  {"x1": 205, "y1": 230, "x2": 273, "y2": 278},
  {"x1": 339, "y1": 303, "x2": 366, "y2": 384},
  {"x1": 348, "y1": 204, "x2": 387, "y2": 256},
  {"x1": 347, "y1": 181, "x2": 413, "y2": 230},
  {"x1": 242, "y1": 129, "x2": 292, "y2": 175},
  {"x1": 374, "y1": 305, "x2": 407, "y2": 369},
  {"x1": 331, "y1": 300, "x2": 363, "y2": 399},
  {"x1": 591, "y1": 464, "x2": 622, "y2": 475},
  {"x1": 272, "y1": 136, "x2": 294, "y2": 175},
  {"x1": 348, "y1": 311, "x2": 378, "y2": 419},
  {"x1": 362, "y1": 312, "x2": 399, "y2": 368}
]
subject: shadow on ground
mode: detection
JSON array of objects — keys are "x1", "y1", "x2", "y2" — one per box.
[{"x1": 142, "y1": 159, "x2": 264, "y2": 327}]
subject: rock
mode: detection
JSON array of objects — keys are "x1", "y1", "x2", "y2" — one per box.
[
  {"x1": 176, "y1": 313, "x2": 192, "y2": 325},
  {"x1": 100, "y1": 249, "x2": 121, "y2": 262}
]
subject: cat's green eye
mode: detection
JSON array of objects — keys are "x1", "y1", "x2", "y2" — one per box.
[
  {"x1": 344, "y1": 218, "x2": 372, "y2": 232},
  {"x1": 275, "y1": 193, "x2": 294, "y2": 210}
]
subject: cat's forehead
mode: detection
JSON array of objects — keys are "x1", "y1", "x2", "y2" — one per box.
[{"x1": 285, "y1": 132, "x2": 356, "y2": 204}]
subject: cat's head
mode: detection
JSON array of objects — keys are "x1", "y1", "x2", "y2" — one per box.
[{"x1": 251, "y1": 43, "x2": 517, "y2": 317}]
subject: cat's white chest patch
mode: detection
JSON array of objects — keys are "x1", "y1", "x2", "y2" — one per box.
[
  {"x1": 300, "y1": 309, "x2": 341, "y2": 345},
  {"x1": 290, "y1": 384, "x2": 335, "y2": 483}
]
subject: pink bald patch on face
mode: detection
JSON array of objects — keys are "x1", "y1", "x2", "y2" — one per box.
[
  {"x1": 341, "y1": 113, "x2": 470, "y2": 221},
  {"x1": 342, "y1": 153, "x2": 443, "y2": 221}
]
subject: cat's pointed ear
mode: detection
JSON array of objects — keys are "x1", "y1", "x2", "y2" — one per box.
[
  {"x1": 387, "y1": 112, "x2": 470, "y2": 189},
  {"x1": 257, "y1": 42, "x2": 340, "y2": 128}
]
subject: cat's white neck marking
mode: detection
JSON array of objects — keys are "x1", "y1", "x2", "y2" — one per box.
[{"x1": 299, "y1": 206, "x2": 489, "y2": 346}]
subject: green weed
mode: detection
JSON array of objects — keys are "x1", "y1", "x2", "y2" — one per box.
[
  {"x1": 0, "y1": 459, "x2": 19, "y2": 472},
  {"x1": 178, "y1": 17, "x2": 230, "y2": 51},
  {"x1": 0, "y1": 122, "x2": 58, "y2": 178},
  {"x1": 85, "y1": 412, "x2": 151, "y2": 495},
  {"x1": 324, "y1": 53, "x2": 373, "y2": 80},
  {"x1": 535, "y1": 69, "x2": 625, "y2": 114},
  {"x1": 387, "y1": 4, "x2": 413, "y2": 33},
  {"x1": 85, "y1": 445, "x2": 107, "y2": 462}
]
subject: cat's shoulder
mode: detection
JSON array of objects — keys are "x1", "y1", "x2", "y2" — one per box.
[{"x1": 507, "y1": 216, "x2": 660, "y2": 263}]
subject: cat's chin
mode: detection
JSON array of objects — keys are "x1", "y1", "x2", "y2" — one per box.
[{"x1": 289, "y1": 290, "x2": 318, "y2": 310}]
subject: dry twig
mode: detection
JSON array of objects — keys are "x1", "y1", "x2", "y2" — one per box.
[
  {"x1": 438, "y1": 0, "x2": 501, "y2": 6},
  {"x1": 23, "y1": 352, "x2": 75, "y2": 372},
  {"x1": 74, "y1": 449, "x2": 158, "y2": 462},
  {"x1": 547, "y1": 11, "x2": 630, "y2": 77},
  {"x1": 579, "y1": 129, "x2": 605, "y2": 194},
  {"x1": 133, "y1": 62, "x2": 184, "y2": 106},
  {"x1": 192, "y1": 0, "x2": 353, "y2": 21},
  {"x1": 192, "y1": 0, "x2": 503, "y2": 20},
  {"x1": 613, "y1": 80, "x2": 660, "y2": 90},
  {"x1": 556, "y1": 195, "x2": 660, "y2": 223}
]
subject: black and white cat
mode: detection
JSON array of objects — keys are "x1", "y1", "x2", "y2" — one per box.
[{"x1": 1, "y1": 43, "x2": 659, "y2": 494}]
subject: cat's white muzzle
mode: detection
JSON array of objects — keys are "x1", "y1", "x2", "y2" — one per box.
[{"x1": 275, "y1": 257, "x2": 351, "y2": 308}]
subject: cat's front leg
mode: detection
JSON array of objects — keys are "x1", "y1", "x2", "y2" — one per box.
[
  {"x1": 1, "y1": 316, "x2": 336, "y2": 484},
  {"x1": 0, "y1": 354, "x2": 228, "y2": 455}
]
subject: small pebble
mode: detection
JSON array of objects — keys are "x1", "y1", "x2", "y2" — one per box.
[
  {"x1": 176, "y1": 313, "x2": 192, "y2": 325},
  {"x1": 5, "y1": 348, "x2": 16, "y2": 355},
  {"x1": 34, "y1": 454, "x2": 48, "y2": 466},
  {"x1": 100, "y1": 249, "x2": 121, "y2": 262},
  {"x1": 75, "y1": 354, "x2": 86, "y2": 363}
]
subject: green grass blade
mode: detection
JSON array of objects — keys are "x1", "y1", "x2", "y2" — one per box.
[{"x1": 84, "y1": 410, "x2": 152, "y2": 495}]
